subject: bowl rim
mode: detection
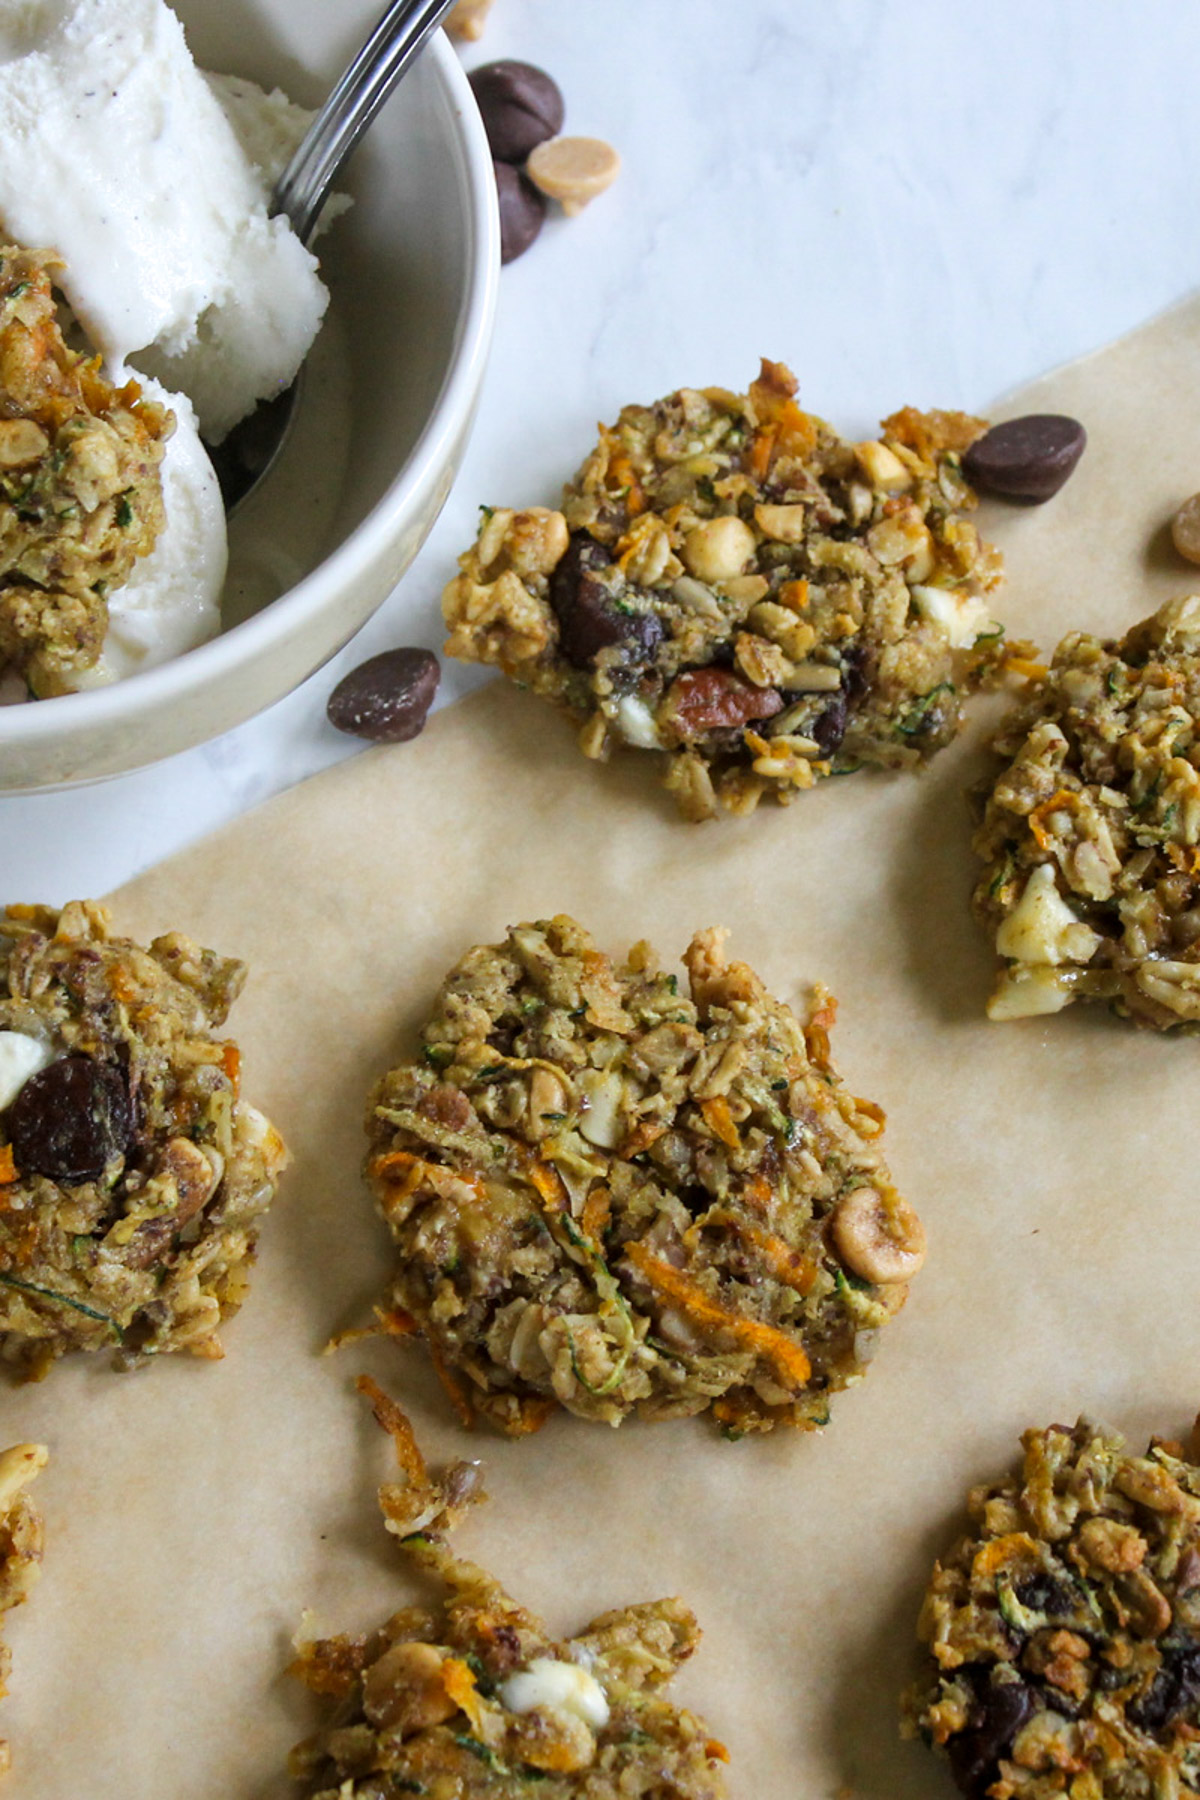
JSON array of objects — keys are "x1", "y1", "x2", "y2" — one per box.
[{"x1": 0, "y1": 28, "x2": 499, "y2": 750}]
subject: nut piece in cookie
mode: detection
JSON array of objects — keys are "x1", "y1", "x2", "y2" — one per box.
[
  {"x1": 0, "y1": 901, "x2": 288, "y2": 1378},
  {"x1": 289, "y1": 1379, "x2": 731, "y2": 1798},
  {"x1": 364, "y1": 915, "x2": 921, "y2": 1436},
  {"x1": 904, "y1": 1416, "x2": 1200, "y2": 1800},
  {"x1": 0, "y1": 1443, "x2": 46, "y2": 1777},
  {"x1": 0, "y1": 246, "x2": 171, "y2": 699},
  {"x1": 972, "y1": 594, "x2": 1200, "y2": 1027},
  {"x1": 442, "y1": 361, "x2": 1014, "y2": 819}
]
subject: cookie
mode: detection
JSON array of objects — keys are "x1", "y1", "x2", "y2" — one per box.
[
  {"x1": 364, "y1": 915, "x2": 922, "y2": 1436},
  {"x1": 289, "y1": 1379, "x2": 731, "y2": 1798},
  {"x1": 0, "y1": 246, "x2": 170, "y2": 698},
  {"x1": 442, "y1": 360, "x2": 1013, "y2": 819},
  {"x1": 0, "y1": 901, "x2": 287, "y2": 1376},
  {"x1": 972, "y1": 594, "x2": 1200, "y2": 1026},
  {"x1": 904, "y1": 1416, "x2": 1200, "y2": 1800},
  {"x1": 0, "y1": 1444, "x2": 45, "y2": 1776}
]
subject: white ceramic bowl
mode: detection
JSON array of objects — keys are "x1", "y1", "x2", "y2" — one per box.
[{"x1": 0, "y1": 0, "x2": 498, "y2": 792}]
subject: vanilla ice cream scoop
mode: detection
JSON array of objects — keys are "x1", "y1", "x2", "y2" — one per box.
[{"x1": 0, "y1": 0, "x2": 328, "y2": 441}]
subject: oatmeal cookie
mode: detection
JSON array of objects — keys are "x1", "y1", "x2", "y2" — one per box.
[
  {"x1": 0, "y1": 245, "x2": 171, "y2": 698},
  {"x1": 0, "y1": 1443, "x2": 45, "y2": 1776},
  {"x1": 904, "y1": 1416, "x2": 1200, "y2": 1800},
  {"x1": 442, "y1": 360, "x2": 1011, "y2": 819},
  {"x1": 972, "y1": 595, "x2": 1200, "y2": 1027},
  {"x1": 289, "y1": 1379, "x2": 730, "y2": 1799},
  {"x1": 0, "y1": 901, "x2": 287, "y2": 1377},
  {"x1": 364, "y1": 916, "x2": 923, "y2": 1436}
]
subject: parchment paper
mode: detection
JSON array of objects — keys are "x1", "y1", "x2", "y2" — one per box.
[{"x1": 8, "y1": 298, "x2": 1200, "y2": 1799}]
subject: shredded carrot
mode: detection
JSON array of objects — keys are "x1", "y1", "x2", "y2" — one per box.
[
  {"x1": 971, "y1": 1532, "x2": 1041, "y2": 1580},
  {"x1": 778, "y1": 577, "x2": 809, "y2": 612},
  {"x1": 429, "y1": 1341, "x2": 475, "y2": 1429},
  {"x1": 607, "y1": 447, "x2": 645, "y2": 516},
  {"x1": 507, "y1": 1395, "x2": 555, "y2": 1436},
  {"x1": 699, "y1": 1096, "x2": 740, "y2": 1150},
  {"x1": 107, "y1": 966, "x2": 139, "y2": 1005},
  {"x1": 773, "y1": 400, "x2": 818, "y2": 459},
  {"x1": 0, "y1": 1145, "x2": 16, "y2": 1185},
  {"x1": 741, "y1": 1172, "x2": 772, "y2": 1214},
  {"x1": 221, "y1": 1042, "x2": 241, "y2": 1094},
  {"x1": 1029, "y1": 787, "x2": 1081, "y2": 851},
  {"x1": 705, "y1": 1739, "x2": 731, "y2": 1764},
  {"x1": 735, "y1": 1221, "x2": 817, "y2": 1296},
  {"x1": 375, "y1": 1303, "x2": 419, "y2": 1338},
  {"x1": 1006, "y1": 655, "x2": 1048, "y2": 681},
  {"x1": 368, "y1": 1149, "x2": 427, "y2": 1201},
  {"x1": 744, "y1": 425, "x2": 776, "y2": 481},
  {"x1": 356, "y1": 1373, "x2": 428, "y2": 1481},
  {"x1": 852, "y1": 1095, "x2": 887, "y2": 1135},
  {"x1": 624, "y1": 1241, "x2": 811, "y2": 1390},
  {"x1": 581, "y1": 1183, "x2": 612, "y2": 1241},
  {"x1": 618, "y1": 1119, "x2": 666, "y2": 1158},
  {"x1": 1168, "y1": 844, "x2": 1200, "y2": 877},
  {"x1": 526, "y1": 1159, "x2": 568, "y2": 1213},
  {"x1": 441, "y1": 1656, "x2": 486, "y2": 1731}
]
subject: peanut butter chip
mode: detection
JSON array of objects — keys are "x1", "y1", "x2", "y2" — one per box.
[
  {"x1": 1172, "y1": 494, "x2": 1200, "y2": 566},
  {"x1": 446, "y1": 0, "x2": 494, "y2": 40},
  {"x1": 526, "y1": 135, "x2": 620, "y2": 215}
]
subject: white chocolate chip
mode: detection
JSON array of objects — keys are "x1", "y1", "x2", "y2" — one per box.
[
  {"x1": 500, "y1": 1657, "x2": 610, "y2": 1729},
  {"x1": 613, "y1": 694, "x2": 661, "y2": 749},
  {"x1": 526, "y1": 136, "x2": 620, "y2": 216},
  {"x1": 0, "y1": 1031, "x2": 53, "y2": 1113},
  {"x1": 995, "y1": 864, "x2": 1101, "y2": 967},
  {"x1": 910, "y1": 583, "x2": 997, "y2": 649},
  {"x1": 986, "y1": 965, "x2": 1075, "y2": 1020}
]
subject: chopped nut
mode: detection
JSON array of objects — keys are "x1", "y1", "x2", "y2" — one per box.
[
  {"x1": 681, "y1": 515, "x2": 757, "y2": 584},
  {"x1": 361, "y1": 1640, "x2": 457, "y2": 1732}
]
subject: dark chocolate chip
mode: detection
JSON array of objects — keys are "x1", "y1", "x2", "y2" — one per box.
[
  {"x1": 469, "y1": 60, "x2": 565, "y2": 164},
  {"x1": 494, "y1": 160, "x2": 546, "y2": 264},
  {"x1": 947, "y1": 1675, "x2": 1036, "y2": 1798},
  {"x1": 1013, "y1": 1573, "x2": 1076, "y2": 1617},
  {"x1": 326, "y1": 648, "x2": 440, "y2": 743},
  {"x1": 549, "y1": 531, "x2": 663, "y2": 668},
  {"x1": 811, "y1": 693, "x2": 848, "y2": 756},
  {"x1": 8, "y1": 1054, "x2": 132, "y2": 1184},
  {"x1": 1129, "y1": 1640, "x2": 1200, "y2": 1732},
  {"x1": 962, "y1": 415, "x2": 1086, "y2": 504}
]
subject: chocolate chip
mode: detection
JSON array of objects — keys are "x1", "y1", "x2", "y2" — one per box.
[
  {"x1": 494, "y1": 160, "x2": 546, "y2": 264},
  {"x1": 1013, "y1": 1573, "x2": 1076, "y2": 1617},
  {"x1": 549, "y1": 531, "x2": 663, "y2": 668},
  {"x1": 811, "y1": 693, "x2": 848, "y2": 756},
  {"x1": 469, "y1": 60, "x2": 565, "y2": 163},
  {"x1": 947, "y1": 1674, "x2": 1036, "y2": 1798},
  {"x1": 326, "y1": 648, "x2": 440, "y2": 743},
  {"x1": 1129, "y1": 1640, "x2": 1200, "y2": 1732},
  {"x1": 801, "y1": 644, "x2": 870, "y2": 757},
  {"x1": 8, "y1": 1054, "x2": 131, "y2": 1184},
  {"x1": 962, "y1": 415, "x2": 1086, "y2": 504}
]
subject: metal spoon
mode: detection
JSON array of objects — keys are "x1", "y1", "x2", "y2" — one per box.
[{"x1": 207, "y1": 0, "x2": 458, "y2": 512}]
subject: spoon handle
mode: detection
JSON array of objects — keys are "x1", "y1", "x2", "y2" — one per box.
[{"x1": 272, "y1": 0, "x2": 459, "y2": 245}]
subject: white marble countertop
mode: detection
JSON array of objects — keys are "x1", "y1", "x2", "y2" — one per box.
[{"x1": 6, "y1": 0, "x2": 1200, "y2": 899}]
